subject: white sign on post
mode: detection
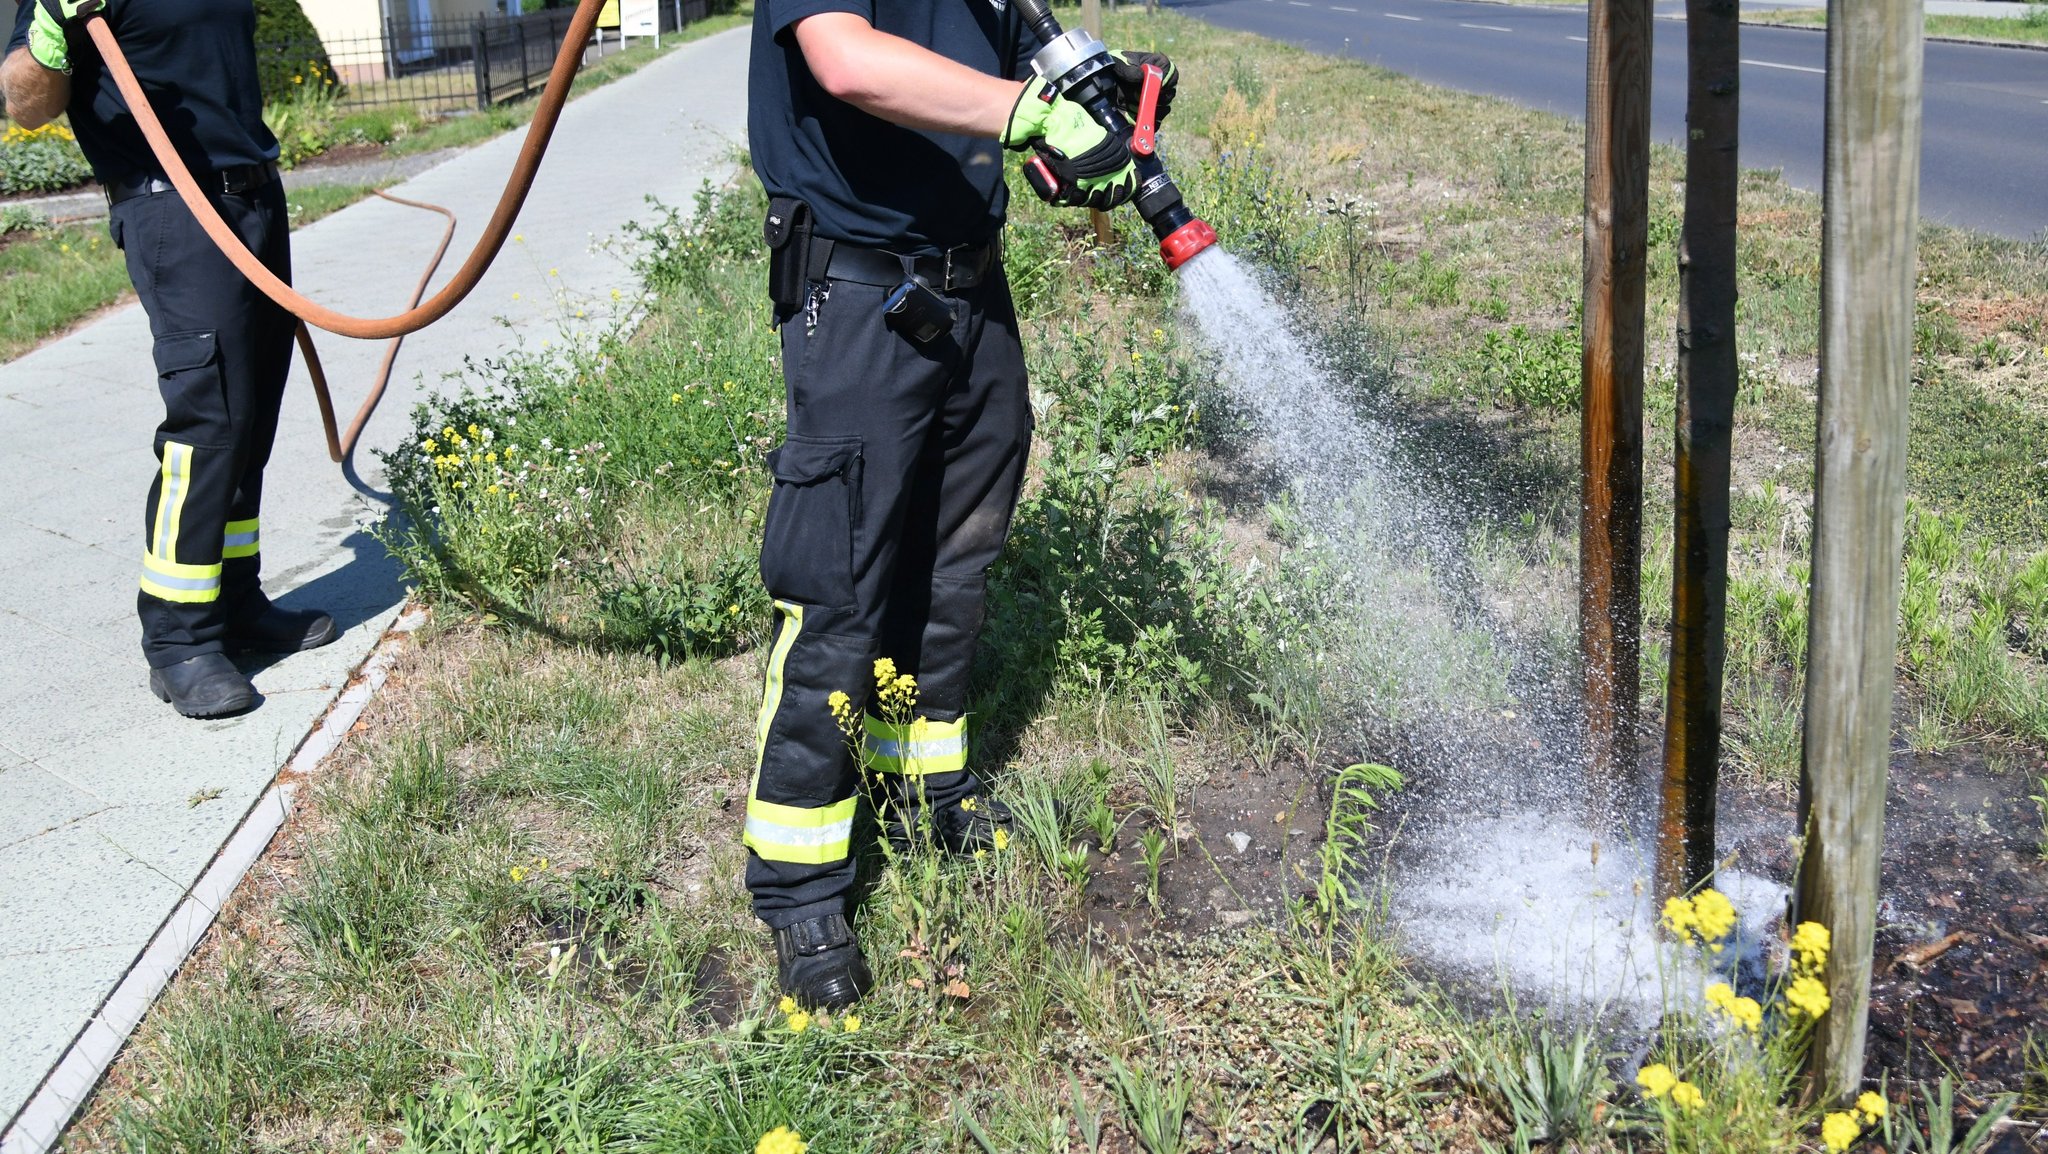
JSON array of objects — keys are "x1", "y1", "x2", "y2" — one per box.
[{"x1": 620, "y1": 0, "x2": 660, "y2": 47}]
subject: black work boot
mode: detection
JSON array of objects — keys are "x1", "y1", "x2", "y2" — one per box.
[
  {"x1": 149, "y1": 653, "x2": 258, "y2": 718},
  {"x1": 883, "y1": 787, "x2": 1023, "y2": 855},
  {"x1": 774, "y1": 913, "x2": 873, "y2": 1011},
  {"x1": 224, "y1": 602, "x2": 337, "y2": 653}
]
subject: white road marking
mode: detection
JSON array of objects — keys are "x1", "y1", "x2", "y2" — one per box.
[
  {"x1": 1461, "y1": 21, "x2": 1512, "y2": 30},
  {"x1": 1567, "y1": 33, "x2": 1588, "y2": 41},
  {"x1": 1387, "y1": 12, "x2": 1422, "y2": 19},
  {"x1": 1332, "y1": 5, "x2": 1359, "y2": 11},
  {"x1": 1742, "y1": 57, "x2": 1825, "y2": 74}
]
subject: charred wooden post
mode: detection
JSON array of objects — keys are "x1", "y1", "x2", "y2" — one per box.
[
  {"x1": 1580, "y1": 0, "x2": 1652, "y2": 813},
  {"x1": 1658, "y1": 0, "x2": 1741, "y2": 898}
]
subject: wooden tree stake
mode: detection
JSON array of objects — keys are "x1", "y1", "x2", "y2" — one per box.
[
  {"x1": 1580, "y1": 0, "x2": 1652, "y2": 813},
  {"x1": 1658, "y1": 0, "x2": 1740, "y2": 898},
  {"x1": 1796, "y1": 0, "x2": 1922, "y2": 1104}
]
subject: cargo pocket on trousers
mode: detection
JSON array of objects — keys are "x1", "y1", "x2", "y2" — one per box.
[
  {"x1": 759, "y1": 435, "x2": 863, "y2": 608},
  {"x1": 152, "y1": 330, "x2": 227, "y2": 446}
]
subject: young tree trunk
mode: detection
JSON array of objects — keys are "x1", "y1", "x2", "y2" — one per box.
[
  {"x1": 1796, "y1": 0, "x2": 1922, "y2": 1105},
  {"x1": 1580, "y1": 0, "x2": 1651, "y2": 818},
  {"x1": 1658, "y1": 0, "x2": 1740, "y2": 899}
]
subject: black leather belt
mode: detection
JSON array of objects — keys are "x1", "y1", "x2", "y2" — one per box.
[
  {"x1": 807, "y1": 236, "x2": 999, "y2": 293},
  {"x1": 105, "y1": 161, "x2": 281, "y2": 207}
]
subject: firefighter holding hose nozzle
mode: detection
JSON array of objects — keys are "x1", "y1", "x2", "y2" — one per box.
[
  {"x1": 4, "y1": 0, "x2": 337, "y2": 719},
  {"x1": 744, "y1": 0, "x2": 1175, "y2": 1009}
]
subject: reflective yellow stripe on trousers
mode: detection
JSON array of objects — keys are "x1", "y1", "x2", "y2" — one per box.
[
  {"x1": 743, "y1": 600, "x2": 856, "y2": 864},
  {"x1": 863, "y1": 714, "x2": 968, "y2": 776},
  {"x1": 140, "y1": 442, "x2": 220, "y2": 603},
  {"x1": 221, "y1": 516, "x2": 259, "y2": 559}
]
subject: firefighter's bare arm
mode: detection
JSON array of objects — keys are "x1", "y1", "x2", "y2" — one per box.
[
  {"x1": 1, "y1": 46, "x2": 72, "y2": 128},
  {"x1": 792, "y1": 13, "x2": 1025, "y2": 138}
]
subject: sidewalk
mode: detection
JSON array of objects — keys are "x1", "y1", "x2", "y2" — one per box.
[{"x1": 0, "y1": 25, "x2": 748, "y2": 1138}]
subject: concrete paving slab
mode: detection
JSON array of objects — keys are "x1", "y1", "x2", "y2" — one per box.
[
  {"x1": 0, "y1": 29, "x2": 751, "y2": 1137},
  {"x1": 0, "y1": 765, "x2": 109, "y2": 851},
  {"x1": 0, "y1": 945, "x2": 133, "y2": 1128},
  {"x1": 0, "y1": 822, "x2": 185, "y2": 958}
]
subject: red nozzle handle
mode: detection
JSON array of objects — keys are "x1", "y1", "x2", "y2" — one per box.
[
  {"x1": 1023, "y1": 154, "x2": 1062, "y2": 201},
  {"x1": 1131, "y1": 64, "x2": 1164, "y2": 157}
]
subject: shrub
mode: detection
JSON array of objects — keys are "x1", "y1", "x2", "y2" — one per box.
[
  {"x1": 252, "y1": 0, "x2": 340, "y2": 104},
  {"x1": 0, "y1": 123, "x2": 94, "y2": 195}
]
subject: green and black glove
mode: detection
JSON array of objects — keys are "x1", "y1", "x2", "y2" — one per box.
[
  {"x1": 1001, "y1": 76, "x2": 1137, "y2": 211},
  {"x1": 1108, "y1": 49, "x2": 1178, "y2": 125},
  {"x1": 27, "y1": 0, "x2": 106, "y2": 73}
]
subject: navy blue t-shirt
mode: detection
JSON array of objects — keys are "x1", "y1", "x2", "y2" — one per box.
[
  {"x1": 9, "y1": 0, "x2": 279, "y2": 186},
  {"x1": 748, "y1": 0, "x2": 1031, "y2": 253}
]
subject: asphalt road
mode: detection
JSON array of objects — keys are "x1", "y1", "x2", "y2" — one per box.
[{"x1": 1163, "y1": 0, "x2": 2048, "y2": 240}]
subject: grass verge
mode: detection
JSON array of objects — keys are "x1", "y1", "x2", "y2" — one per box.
[
  {"x1": 1745, "y1": 4, "x2": 2048, "y2": 47},
  {"x1": 66, "y1": 8, "x2": 2046, "y2": 1153},
  {"x1": 0, "y1": 183, "x2": 376, "y2": 362}
]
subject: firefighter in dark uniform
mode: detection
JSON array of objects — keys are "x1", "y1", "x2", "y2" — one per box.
[
  {"x1": 4, "y1": 0, "x2": 337, "y2": 718},
  {"x1": 746, "y1": 0, "x2": 1175, "y2": 1008}
]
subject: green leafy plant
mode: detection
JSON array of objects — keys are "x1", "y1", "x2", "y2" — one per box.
[
  {"x1": 1876, "y1": 1076, "x2": 2016, "y2": 1154},
  {"x1": 1312, "y1": 762, "x2": 1402, "y2": 926},
  {"x1": 1106, "y1": 1055, "x2": 1191, "y2": 1154},
  {"x1": 0, "y1": 123, "x2": 93, "y2": 195},
  {"x1": 1138, "y1": 827, "x2": 1170, "y2": 910},
  {"x1": 1469, "y1": 1023, "x2": 1612, "y2": 1148}
]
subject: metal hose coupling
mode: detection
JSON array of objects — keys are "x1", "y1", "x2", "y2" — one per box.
[{"x1": 1015, "y1": 0, "x2": 1218, "y2": 271}]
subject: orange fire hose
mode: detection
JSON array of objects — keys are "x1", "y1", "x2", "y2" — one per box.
[{"x1": 82, "y1": 0, "x2": 604, "y2": 462}]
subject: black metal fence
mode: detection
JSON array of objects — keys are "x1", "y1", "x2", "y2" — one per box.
[{"x1": 263, "y1": 0, "x2": 728, "y2": 114}]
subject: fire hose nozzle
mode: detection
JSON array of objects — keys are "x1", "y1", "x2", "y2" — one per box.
[
  {"x1": 1160, "y1": 219, "x2": 1218, "y2": 271},
  {"x1": 1016, "y1": 1, "x2": 1217, "y2": 273}
]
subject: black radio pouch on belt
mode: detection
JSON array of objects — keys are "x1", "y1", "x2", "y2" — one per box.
[{"x1": 764, "y1": 197, "x2": 814, "y2": 313}]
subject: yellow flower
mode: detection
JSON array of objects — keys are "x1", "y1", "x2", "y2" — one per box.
[
  {"x1": 786, "y1": 1010, "x2": 812, "y2": 1034},
  {"x1": 1704, "y1": 982, "x2": 1735, "y2": 1010},
  {"x1": 1691, "y1": 888, "x2": 1737, "y2": 943},
  {"x1": 1636, "y1": 1063, "x2": 1676, "y2": 1099},
  {"x1": 828, "y1": 691, "x2": 850, "y2": 712},
  {"x1": 1821, "y1": 1111, "x2": 1862, "y2": 1152},
  {"x1": 1792, "y1": 920, "x2": 1831, "y2": 970},
  {"x1": 1670, "y1": 1082, "x2": 1703, "y2": 1112},
  {"x1": 442, "y1": 425, "x2": 456, "y2": 439},
  {"x1": 873, "y1": 657, "x2": 897, "y2": 685},
  {"x1": 1856, "y1": 1092, "x2": 1887, "y2": 1122},
  {"x1": 1661, "y1": 896, "x2": 1697, "y2": 943},
  {"x1": 778, "y1": 995, "x2": 797, "y2": 1014},
  {"x1": 671, "y1": 392, "x2": 682, "y2": 403},
  {"x1": 1786, "y1": 974, "x2": 1832, "y2": 1019},
  {"x1": 1728, "y1": 995, "x2": 1762, "y2": 1033},
  {"x1": 842, "y1": 1014, "x2": 861, "y2": 1034},
  {"x1": 755, "y1": 1126, "x2": 807, "y2": 1154},
  {"x1": 959, "y1": 796, "x2": 978, "y2": 812},
  {"x1": 422, "y1": 438, "x2": 438, "y2": 452},
  {"x1": 508, "y1": 865, "x2": 526, "y2": 882},
  {"x1": 992, "y1": 828, "x2": 1010, "y2": 851}
]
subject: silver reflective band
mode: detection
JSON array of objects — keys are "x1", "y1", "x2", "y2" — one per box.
[
  {"x1": 222, "y1": 529, "x2": 258, "y2": 550},
  {"x1": 145, "y1": 570, "x2": 219, "y2": 592},
  {"x1": 743, "y1": 816, "x2": 854, "y2": 848},
  {"x1": 863, "y1": 734, "x2": 967, "y2": 760}
]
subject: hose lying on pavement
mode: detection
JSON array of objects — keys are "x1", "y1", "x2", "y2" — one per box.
[{"x1": 83, "y1": 0, "x2": 604, "y2": 463}]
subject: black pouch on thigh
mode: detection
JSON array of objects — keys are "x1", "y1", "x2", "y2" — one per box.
[
  {"x1": 764, "y1": 197, "x2": 814, "y2": 317},
  {"x1": 759, "y1": 435, "x2": 863, "y2": 608},
  {"x1": 154, "y1": 329, "x2": 231, "y2": 448}
]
